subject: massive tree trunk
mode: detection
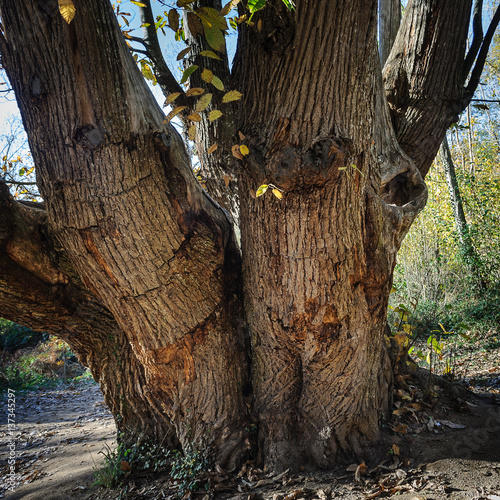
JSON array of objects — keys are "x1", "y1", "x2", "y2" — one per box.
[
  {"x1": 0, "y1": 0, "x2": 490, "y2": 473},
  {"x1": 0, "y1": 0, "x2": 250, "y2": 468},
  {"x1": 232, "y1": 0, "x2": 427, "y2": 469}
]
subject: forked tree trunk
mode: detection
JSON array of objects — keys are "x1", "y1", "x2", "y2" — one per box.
[{"x1": 0, "y1": 0, "x2": 480, "y2": 472}]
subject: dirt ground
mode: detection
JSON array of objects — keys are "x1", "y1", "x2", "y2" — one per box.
[{"x1": 1, "y1": 343, "x2": 500, "y2": 500}]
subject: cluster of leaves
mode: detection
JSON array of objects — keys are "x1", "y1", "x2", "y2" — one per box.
[
  {"x1": 94, "y1": 438, "x2": 209, "y2": 497},
  {"x1": 0, "y1": 117, "x2": 38, "y2": 200},
  {"x1": 0, "y1": 318, "x2": 43, "y2": 354},
  {"x1": 0, "y1": 333, "x2": 85, "y2": 391},
  {"x1": 94, "y1": 436, "x2": 172, "y2": 488},
  {"x1": 388, "y1": 295, "x2": 470, "y2": 378}
]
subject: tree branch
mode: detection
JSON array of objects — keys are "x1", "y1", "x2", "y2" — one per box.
[
  {"x1": 4, "y1": 180, "x2": 37, "y2": 186},
  {"x1": 465, "y1": 2, "x2": 500, "y2": 100},
  {"x1": 383, "y1": 0, "x2": 475, "y2": 177},
  {"x1": 0, "y1": 182, "x2": 178, "y2": 445},
  {"x1": 138, "y1": 0, "x2": 189, "y2": 109},
  {"x1": 463, "y1": 0, "x2": 484, "y2": 79}
]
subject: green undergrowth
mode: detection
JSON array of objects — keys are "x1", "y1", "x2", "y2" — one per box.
[
  {"x1": 389, "y1": 283, "x2": 500, "y2": 341},
  {"x1": 0, "y1": 320, "x2": 88, "y2": 392},
  {"x1": 94, "y1": 437, "x2": 209, "y2": 497}
]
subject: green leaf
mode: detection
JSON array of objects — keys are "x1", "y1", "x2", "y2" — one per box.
[
  {"x1": 199, "y1": 50, "x2": 223, "y2": 61},
  {"x1": 247, "y1": 0, "x2": 266, "y2": 13},
  {"x1": 281, "y1": 0, "x2": 295, "y2": 10},
  {"x1": 196, "y1": 7, "x2": 228, "y2": 30},
  {"x1": 222, "y1": 90, "x2": 243, "y2": 103},
  {"x1": 211, "y1": 75, "x2": 225, "y2": 91},
  {"x1": 256, "y1": 184, "x2": 268, "y2": 197},
  {"x1": 203, "y1": 25, "x2": 225, "y2": 52},
  {"x1": 180, "y1": 65, "x2": 199, "y2": 84}
]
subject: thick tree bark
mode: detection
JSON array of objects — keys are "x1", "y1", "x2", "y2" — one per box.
[
  {"x1": 232, "y1": 0, "x2": 426, "y2": 469},
  {"x1": 0, "y1": 0, "x2": 486, "y2": 474},
  {"x1": 0, "y1": 0, "x2": 250, "y2": 468},
  {"x1": 0, "y1": 183, "x2": 177, "y2": 445}
]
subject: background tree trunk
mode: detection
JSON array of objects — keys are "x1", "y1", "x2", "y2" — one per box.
[
  {"x1": 439, "y1": 135, "x2": 483, "y2": 285},
  {"x1": 379, "y1": 0, "x2": 401, "y2": 66}
]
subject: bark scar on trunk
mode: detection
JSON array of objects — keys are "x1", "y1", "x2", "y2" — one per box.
[{"x1": 245, "y1": 129, "x2": 354, "y2": 192}]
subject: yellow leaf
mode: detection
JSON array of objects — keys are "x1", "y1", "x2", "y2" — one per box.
[
  {"x1": 188, "y1": 125, "x2": 196, "y2": 141},
  {"x1": 222, "y1": 90, "x2": 243, "y2": 103},
  {"x1": 211, "y1": 75, "x2": 225, "y2": 91},
  {"x1": 59, "y1": 0, "x2": 76, "y2": 24},
  {"x1": 201, "y1": 68, "x2": 214, "y2": 83},
  {"x1": 256, "y1": 184, "x2": 268, "y2": 197},
  {"x1": 272, "y1": 188, "x2": 283, "y2": 199},
  {"x1": 199, "y1": 50, "x2": 222, "y2": 60},
  {"x1": 165, "y1": 106, "x2": 187, "y2": 122},
  {"x1": 131, "y1": 1, "x2": 147, "y2": 6},
  {"x1": 186, "y1": 87, "x2": 205, "y2": 97},
  {"x1": 208, "y1": 110, "x2": 223, "y2": 121},
  {"x1": 221, "y1": 0, "x2": 240, "y2": 16},
  {"x1": 208, "y1": 144, "x2": 218, "y2": 154},
  {"x1": 240, "y1": 144, "x2": 249, "y2": 156},
  {"x1": 176, "y1": 47, "x2": 191, "y2": 60},
  {"x1": 164, "y1": 92, "x2": 181, "y2": 106},
  {"x1": 195, "y1": 93, "x2": 213, "y2": 112},
  {"x1": 187, "y1": 112, "x2": 202, "y2": 122}
]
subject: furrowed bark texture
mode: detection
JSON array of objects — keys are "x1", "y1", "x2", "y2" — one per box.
[
  {"x1": 0, "y1": 0, "x2": 249, "y2": 467},
  {"x1": 0, "y1": 183, "x2": 177, "y2": 445},
  {"x1": 0, "y1": 0, "x2": 482, "y2": 473},
  {"x1": 232, "y1": 0, "x2": 425, "y2": 469}
]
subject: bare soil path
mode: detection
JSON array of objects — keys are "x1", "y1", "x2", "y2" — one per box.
[
  {"x1": 1, "y1": 365, "x2": 500, "y2": 500},
  {"x1": 0, "y1": 381, "x2": 115, "y2": 499}
]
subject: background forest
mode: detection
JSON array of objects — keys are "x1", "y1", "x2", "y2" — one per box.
[{"x1": 390, "y1": 29, "x2": 500, "y2": 345}]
